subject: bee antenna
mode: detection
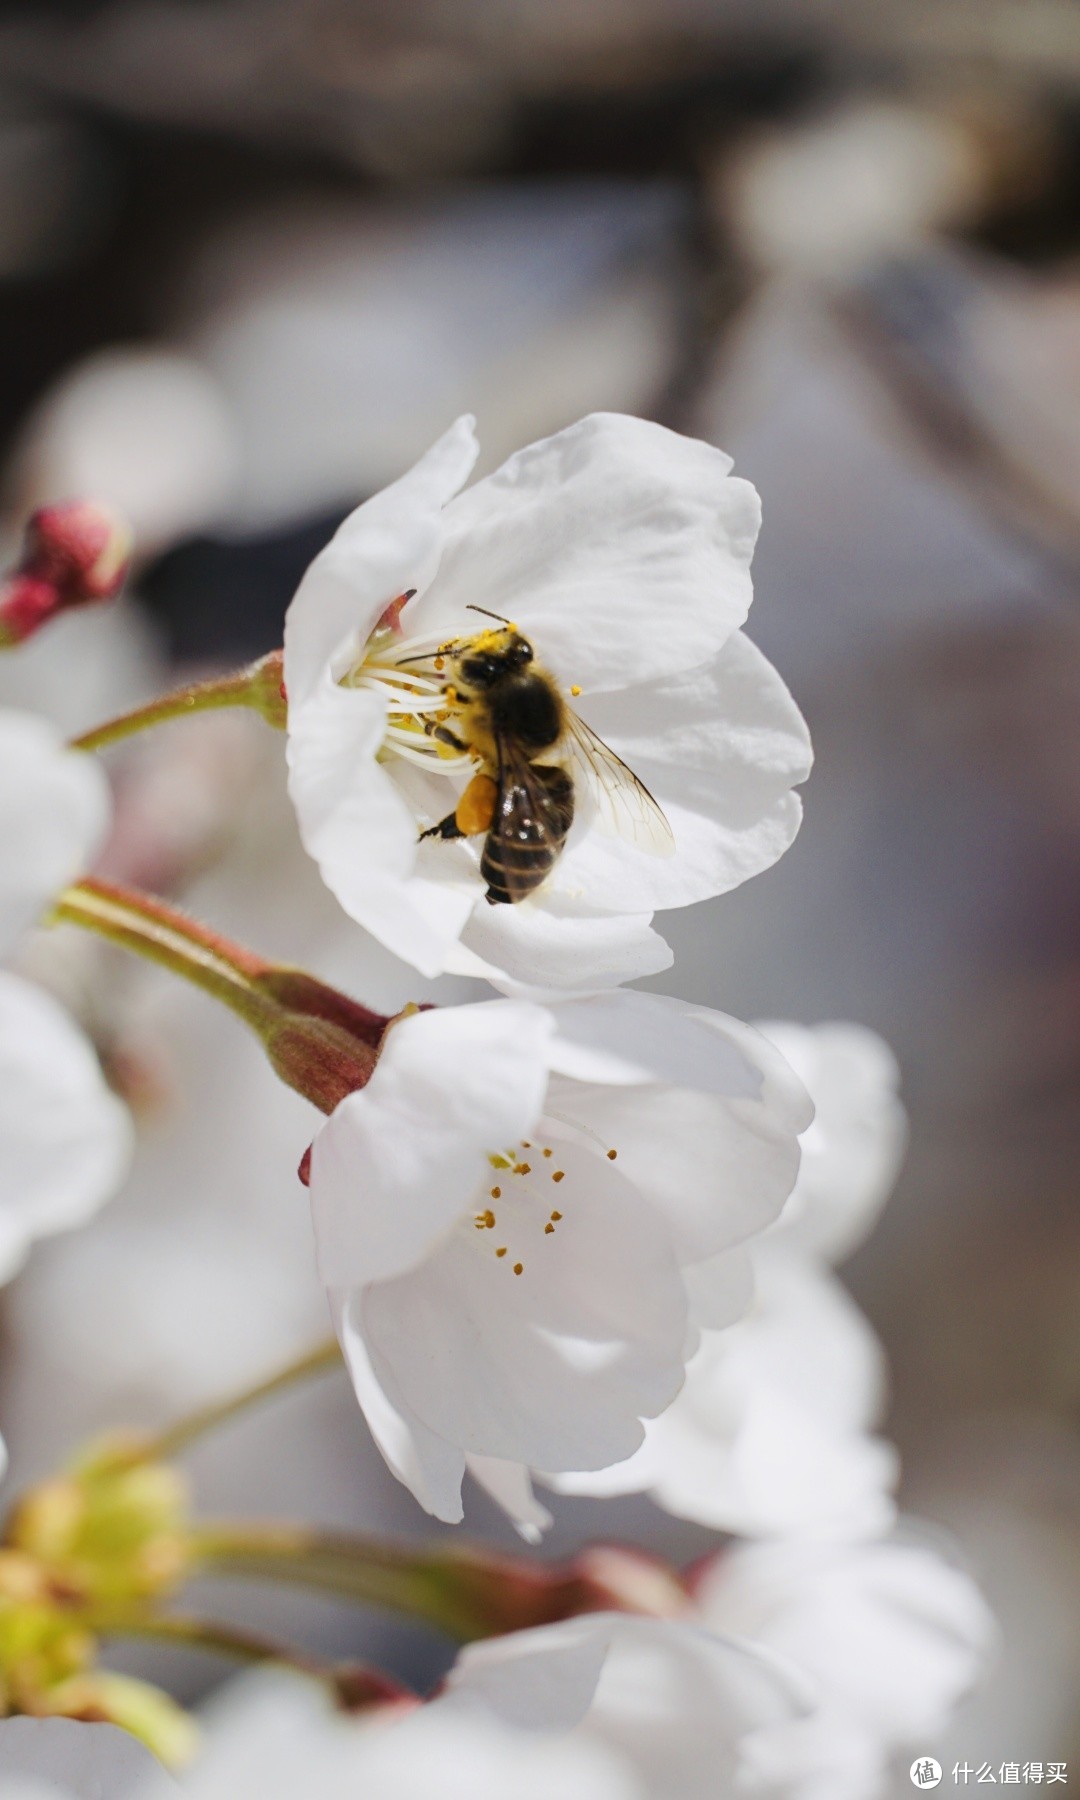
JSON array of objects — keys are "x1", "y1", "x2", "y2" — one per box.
[{"x1": 466, "y1": 604, "x2": 513, "y2": 626}]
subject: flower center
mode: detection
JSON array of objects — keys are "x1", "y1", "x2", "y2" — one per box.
[
  {"x1": 467, "y1": 1130, "x2": 618, "y2": 1276},
  {"x1": 342, "y1": 616, "x2": 472, "y2": 774}
]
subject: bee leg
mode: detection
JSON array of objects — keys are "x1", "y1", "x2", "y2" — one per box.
[
  {"x1": 419, "y1": 810, "x2": 466, "y2": 843},
  {"x1": 424, "y1": 723, "x2": 468, "y2": 752}
]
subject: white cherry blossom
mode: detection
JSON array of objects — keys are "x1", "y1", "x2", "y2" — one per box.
[
  {"x1": 438, "y1": 1611, "x2": 807, "y2": 1800},
  {"x1": 0, "y1": 710, "x2": 110, "y2": 950},
  {"x1": 307, "y1": 990, "x2": 812, "y2": 1528},
  {"x1": 550, "y1": 1020, "x2": 904, "y2": 1537},
  {"x1": 283, "y1": 411, "x2": 811, "y2": 991},
  {"x1": 0, "y1": 707, "x2": 131, "y2": 1285},
  {"x1": 0, "y1": 973, "x2": 131, "y2": 1286},
  {"x1": 694, "y1": 1532, "x2": 997, "y2": 1799},
  {"x1": 125, "y1": 1668, "x2": 639, "y2": 1800}
]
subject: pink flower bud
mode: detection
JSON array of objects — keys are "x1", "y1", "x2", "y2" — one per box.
[{"x1": 0, "y1": 500, "x2": 132, "y2": 645}]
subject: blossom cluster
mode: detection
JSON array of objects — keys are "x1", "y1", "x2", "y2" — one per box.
[{"x1": 0, "y1": 412, "x2": 994, "y2": 1792}]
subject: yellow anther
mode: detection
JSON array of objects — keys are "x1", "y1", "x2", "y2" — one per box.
[
  {"x1": 513, "y1": 1262, "x2": 524, "y2": 1275},
  {"x1": 496, "y1": 1246, "x2": 508, "y2": 1257},
  {"x1": 514, "y1": 1162, "x2": 532, "y2": 1176},
  {"x1": 490, "y1": 1186, "x2": 502, "y2": 1199},
  {"x1": 552, "y1": 1170, "x2": 565, "y2": 1183},
  {"x1": 550, "y1": 1210, "x2": 562, "y2": 1221},
  {"x1": 544, "y1": 1223, "x2": 555, "y2": 1234},
  {"x1": 607, "y1": 1148, "x2": 618, "y2": 1160},
  {"x1": 483, "y1": 1210, "x2": 495, "y2": 1228},
  {"x1": 542, "y1": 1147, "x2": 553, "y2": 1158},
  {"x1": 570, "y1": 684, "x2": 582, "y2": 697}
]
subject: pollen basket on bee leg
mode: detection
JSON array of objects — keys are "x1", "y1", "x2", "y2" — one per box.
[{"x1": 455, "y1": 772, "x2": 498, "y2": 836}]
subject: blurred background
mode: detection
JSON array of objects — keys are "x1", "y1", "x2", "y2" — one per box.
[{"x1": 0, "y1": 0, "x2": 1078, "y2": 1782}]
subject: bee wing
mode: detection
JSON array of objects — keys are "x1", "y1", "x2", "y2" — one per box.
[
  {"x1": 563, "y1": 709, "x2": 675, "y2": 857},
  {"x1": 490, "y1": 731, "x2": 573, "y2": 903}
]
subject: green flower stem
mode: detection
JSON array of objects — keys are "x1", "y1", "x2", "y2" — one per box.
[
  {"x1": 53, "y1": 876, "x2": 281, "y2": 1034},
  {"x1": 52, "y1": 879, "x2": 383, "y2": 1110},
  {"x1": 70, "y1": 652, "x2": 286, "y2": 753},
  {"x1": 192, "y1": 1523, "x2": 611, "y2": 1645},
  {"x1": 79, "y1": 1606, "x2": 403, "y2": 1708},
  {"x1": 145, "y1": 1339, "x2": 345, "y2": 1462}
]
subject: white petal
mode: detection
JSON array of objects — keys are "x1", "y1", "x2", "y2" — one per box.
[
  {"x1": 681, "y1": 1247, "x2": 755, "y2": 1329},
  {"x1": 0, "y1": 972, "x2": 132, "y2": 1283},
  {"x1": 554, "y1": 1259, "x2": 898, "y2": 1541},
  {"x1": 756, "y1": 1021, "x2": 908, "y2": 1263},
  {"x1": 557, "y1": 632, "x2": 811, "y2": 913},
  {"x1": 443, "y1": 1613, "x2": 806, "y2": 1800},
  {"x1": 310, "y1": 1001, "x2": 553, "y2": 1288},
  {"x1": 332, "y1": 1289, "x2": 466, "y2": 1523},
  {"x1": 696, "y1": 1530, "x2": 997, "y2": 1743},
  {"x1": 547, "y1": 1011, "x2": 812, "y2": 1266},
  {"x1": 285, "y1": 677, "x2": 475, "y2": 978},
  {"x1": 0, "y1": 711, "x2": 111, "y2": 954},
  {"x1": 466, "y1": 1456, "x2": 553, "y2": 1543},
  {"x1": 444, "y1": 1615, "x2": 617, "y2": 1733},
  {"x1": 417, "y1": 413, "x2": 760, "y2": 692},
  {"x1": 283, "y1": 415, "x2": 478, "y2": 709},
  {"x1": 447, "y1": 893, "x2": 673, "y2": 995},
  {"x1": 545, "y1": 991, "x2": 763, "y2": 1094},
  {"x1": 360, "y1": 1141, "x2": 688, "y2": 1472}
]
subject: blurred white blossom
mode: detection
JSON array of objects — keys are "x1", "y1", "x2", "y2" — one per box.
[
  {"x1": 128, "y1": 1668, "x2": 640, "y2": 1800},
  {"x1": 0, "y1": 709, "x2": 130, "y2": 1291},
  {"x1": 439, "y1": 1611, "x2": 805, "y2": 1800},
  {"x1": 695, "y1": 1532, "x2": 997, "y2": 1799}
]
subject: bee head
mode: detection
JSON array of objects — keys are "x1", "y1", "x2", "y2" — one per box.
[{"x1": 457, "y1": 629, "x2": 533, "y2": 689}]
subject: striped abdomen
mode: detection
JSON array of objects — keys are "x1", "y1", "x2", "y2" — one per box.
[{"x1": 482, "y1": 762, "x2": 575, "y2": 905}]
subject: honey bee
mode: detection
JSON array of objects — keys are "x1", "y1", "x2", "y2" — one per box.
[{"x1": 414, "y1": 607, "x2": 674, "y2": 905}]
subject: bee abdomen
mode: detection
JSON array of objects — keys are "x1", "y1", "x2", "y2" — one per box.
[{"x1": 483, "y1": 765, "x2": 574, "y2": 905}]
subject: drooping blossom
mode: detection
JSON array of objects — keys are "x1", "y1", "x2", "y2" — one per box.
[
  {"x1": 551, "y1": 1021, "x2": 904, "y2": 1538},
  {"x1": 306, "y1": 990, "x2": 812, "y2": 1529},
  {"x1": 284, "y1": 412, "x2": 811, "y2": 992}
]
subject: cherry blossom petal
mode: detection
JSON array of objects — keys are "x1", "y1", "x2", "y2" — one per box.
[
  {"x1": 285, "y1": 678, "x2": 475, "y2": 977},
  {"x1": 332, "y1": 1290, "x2": 467, "y2": 1524},
  {"x1": 547, "y1": 1011, "x2": 812, "y2": 1265},
  {"x1": 756, "y1": 1021, "x2": 908, "y2": 1264},
  {"x1": 0, "y1": 711, "x2": 111, "y2": 954},
  {"x1": 543, "y1": 991, "x2": 763, "y2": 1093},
  {"x1": 360, "y1": 1142, "x2": 688, "y2": 1472},
  {"x1": 0, "y1": 972, "x2": 132, "y2": 1284},
  {"x1": 552, "y1": 1258, "x2": 898, "y2": 1541},
  {"x1": 465, "y1": 1457, "x2": 553, "y2": 1543},
  {"x1": 442, "y1": 1613, "x2": 806, "y2": 1800},
  {"x1": 310, "y1": 1002, "x2": 553, "y2": 1289},
  {"x1": 557, "y1": 632, "x2": 811, "y2": 914},
  {"x1": 696, "y1": 1533, "x2": 997, "y2": 1747},
  {"x1": 415, "y1": 414, "x2": 760, "y2": 692},
  {"x1": 283, "y1": 415, "x2": 478, "y2": 708},
  {"x1": 446, "y1": 893, "x2": 673, "y2": 994}
]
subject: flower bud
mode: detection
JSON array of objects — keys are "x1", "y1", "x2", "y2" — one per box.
[
  {"x1": 0, "y1": 499, "x2": 131, "y2": 645},
  {"x1": 6, "y1": 1434, "x2": 192, "y2": 1605}
]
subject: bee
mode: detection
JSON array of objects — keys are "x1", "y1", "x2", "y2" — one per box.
[{"x1": 414, "y1": 606, "x2": 674, "y2": 905}]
